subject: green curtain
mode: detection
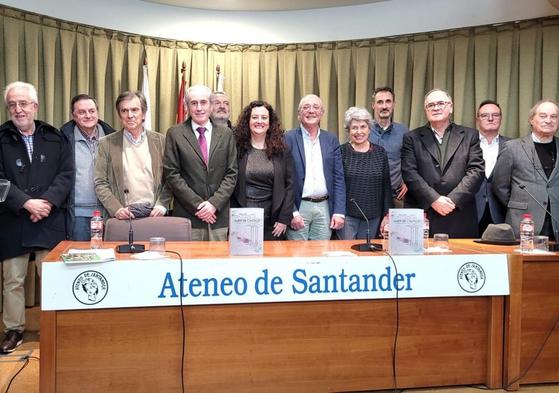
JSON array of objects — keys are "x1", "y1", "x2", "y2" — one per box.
[{"x1": 1, "y1": 5, "x2": 558, "y2": 141}]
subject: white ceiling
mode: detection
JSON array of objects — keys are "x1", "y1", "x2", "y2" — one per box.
[
  {"x1": 2, "y1": 0, "x2": 558, "y2": 44},
  {"x1": 143, "y1": 0, "x2": 386, "y2": 11}
]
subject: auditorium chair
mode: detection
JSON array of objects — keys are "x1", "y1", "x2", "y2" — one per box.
[{"x1": 104, "y1": 216, "x2": 192, "y2": 241}]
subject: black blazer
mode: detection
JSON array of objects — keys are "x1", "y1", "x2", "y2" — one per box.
[
  {"x1": 401, "y1": 123, "x2": 484, "y2": 238},
  {"x1": 232, "y1": 149, "x2": 295, "y2": 226},
  {"x1": 0, "y1": 120, "x2": 73, "y2": 260},
  {"x1": 474, "y1": 135, "x2": 510, "y2": 225}
]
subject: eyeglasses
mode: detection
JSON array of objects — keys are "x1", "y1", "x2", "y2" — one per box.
[
  {"x1": 425, "y1": 101, "x2": 450, "y2": 111},
  {"x1": 300, "y1": 104, "x2": 322, "y2": 113},
  {"x1": 478, "y1": 113, "x2": 501, "y2": 119},
  {"x1": 7, "y1": 101, "x2": 34, "y2": 111}
]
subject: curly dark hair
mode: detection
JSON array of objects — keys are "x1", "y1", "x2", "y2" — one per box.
[{"x1": 234, "y1": 100, "x2": 286, "y2": 159}]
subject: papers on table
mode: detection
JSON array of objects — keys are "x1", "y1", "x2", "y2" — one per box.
[{"x1": 61, "y1": 248, "x2": 116, "y2": 264}]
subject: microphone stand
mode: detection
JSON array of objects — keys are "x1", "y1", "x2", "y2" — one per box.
[
  {"x1": 116, "y1": 189, "x2": 146, "y2": 253},
  {"x1": 518, "y1": 183, "x2": 559, "y2": 251},
  {"x1": 349, "y1": 198, "x2": 383, "y2": 252}
]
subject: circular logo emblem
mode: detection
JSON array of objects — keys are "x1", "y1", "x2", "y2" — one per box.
[
  {"x1": 72, "y1": 270, "x2": 109, "y2": 305},
  {"x1": 457, "y1": 262, "x2": 486, "y2": 293}
]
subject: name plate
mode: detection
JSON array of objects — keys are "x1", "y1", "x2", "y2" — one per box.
[{"x1": 42, "y1": 254, "x2": 509, "y2": 311}]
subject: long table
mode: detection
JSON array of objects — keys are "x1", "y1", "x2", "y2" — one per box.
[{"x1": 41, "y1": 240, "x2": 508, "y2": 393}]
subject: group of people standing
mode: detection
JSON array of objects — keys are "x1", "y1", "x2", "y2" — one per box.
[{"x1": 0, "y1": 80, "x2": 558, "y2": 353}]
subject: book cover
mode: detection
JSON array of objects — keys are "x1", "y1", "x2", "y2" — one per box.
[
  {"x1": 388, "y1": 208, "x2": 424, "y2": 255},
  {"x1": 229, "y1": 208, "x2": 264, "y2": 256}
]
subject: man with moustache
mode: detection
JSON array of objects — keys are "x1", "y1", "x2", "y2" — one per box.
[
  {"x1": 285, "y1": 94, "x2": 346, "y2": 240},
  {"x1": 368, "y1": 86, "x2": 409, "y2": 208},
  {"x1": 61, "y1": 94, "x2": 115, "y2": 240},
  {"x1": 0, "y1": 81, "x2": 72, "y2": 353},
  {"x1": 164, "y1": 85, "x2": 237, "y2": 241},
  {"x1": 94, "y1": 91, "x2": 171, "y2": 220},
  {"x1": 211, "y1": 91, "x2": 232, "y2": 128},
  {"x1": 401, "y1": 88, "x2": 484, "y2": 238},
  {"x1": 493, "y1": 100, "x2": 559, "y2": 239},
  {"x1": 474, "y1": 100, "x2": 509, "y2": 235}
]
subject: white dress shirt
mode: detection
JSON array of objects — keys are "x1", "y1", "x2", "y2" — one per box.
[{"x1": 479, "y1": 133, "x2": 500, "y2": 178}]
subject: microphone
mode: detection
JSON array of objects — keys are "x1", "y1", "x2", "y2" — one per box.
[
  {"x1": 517, "y1": 182, "x2": 559, "y2": 251},
  {"x1": 349, "y1": 198, "x2": 383, "y2": 252},
  {"x1": 116, "y1": 189, "x2": 146, "y2": 253}
]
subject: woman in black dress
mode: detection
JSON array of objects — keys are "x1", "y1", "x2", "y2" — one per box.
[{"x1": 233, "y1": 101, "x2": 294, "y2": 240}]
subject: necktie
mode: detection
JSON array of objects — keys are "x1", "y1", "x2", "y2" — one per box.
[{"x1": 197, "y1": 127, "x2": 208, "y2": 164}]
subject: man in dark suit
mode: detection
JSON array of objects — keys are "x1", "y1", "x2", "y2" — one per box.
[
  {"x1": 474, "y1": 100, "x2": 510, "y2": 236},
  {"x1": 164, "y1": 84, "x2": 237, "y2": 241},
  {"x1": 493, "y1": 100, "x2": 559, "y2": 239},
  {"x1": 285, "y1": 94, "x2": 346, "y2": 240},
  {"x1": 0, "y1": 81, "x2": 72, "y2": 353},
  {"x1": 401, "y1": 89, "x2": 484, "y2": 238}
]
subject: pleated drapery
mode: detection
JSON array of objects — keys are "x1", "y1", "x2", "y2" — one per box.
[{"x1": 0, "y1": 5, "x2": 558, "y2": 140}]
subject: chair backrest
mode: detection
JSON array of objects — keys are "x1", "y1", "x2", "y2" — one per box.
[{"x1": 104, "y1": 217, "x2": 192, "y2": 241}]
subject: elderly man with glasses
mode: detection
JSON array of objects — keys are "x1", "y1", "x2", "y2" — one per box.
[
  {"x1": 0, "y1": 81, "x2": 72, "y2": 353},
  {"x1": 285, "y1": 94, "x2": 346, "y2": 240},
  {"x1": 401, "y1": 88, "x2": 484, "y2": 238}
]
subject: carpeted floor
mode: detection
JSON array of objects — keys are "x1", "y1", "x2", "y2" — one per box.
[{"x1": 0, "y1": 331, "x2": 39, "y2": 393}]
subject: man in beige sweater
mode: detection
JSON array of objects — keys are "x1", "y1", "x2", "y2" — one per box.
[{"x1": 94, "y1": 91, "x2": 171, "y2": 219}]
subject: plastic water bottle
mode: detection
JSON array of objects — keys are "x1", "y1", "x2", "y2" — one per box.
[
  {"x1": 381, "y1": 214, "x2": 390, "y2": 242},
  {"x1": 90, "y1": 210, "x2": 103, "y2": 249},
  {"x1": 423, "y1": 212, "x2": 430, "y2": 249},
  {"x1": 519, "y1": 213, "x2": 534, "y2": 252}
]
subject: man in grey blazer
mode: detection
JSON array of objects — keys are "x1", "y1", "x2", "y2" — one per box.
[
  {"x1": 474, "y1": 100, "x2": 510, "y2": 236},
  {"x1": 94, "y1": 91, "x2": 171, "y2": 219},
  {"x1": 401, "y1": 89, "x2": 484, "y2": 238},
  {"x1": 164, "y1": 85, "x2": 237, "y2": 241},
  {"x1": 493, "y1": 100, "x2": 559, "y2": 240}
]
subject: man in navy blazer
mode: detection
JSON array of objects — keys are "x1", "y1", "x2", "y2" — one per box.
[
  {"x1": 285, "y1": 94, "x2": 346, "y2": 240},
  {"x1": 474, "y1": 100, "x2": 509, "y2": 236}
]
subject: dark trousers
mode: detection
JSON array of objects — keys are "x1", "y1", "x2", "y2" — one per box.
[{"x1": 478, "y1": 203, "x2": 494, "y2": 237}]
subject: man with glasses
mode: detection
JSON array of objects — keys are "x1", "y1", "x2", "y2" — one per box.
[
  {"x1": 474, "y1": 100, "x2": 510, "y2": 235},
  {"x1": 493, "y1": 100, "x2": 559, "y2": 240},
  {"x1": 401, "y1": 89, "x2": 484, "y2": 238},
  {"x1": 60, "y1": 94, "x2": 115, "y2": 240},
  {"x1": 94, "y1": 91, "x2": 171, "y2": 220},
  {"x1": 0, "y1": 81, "x2": 72, "y2": 353},
  {"x1": 285, "y1": 94, "x2": 346, "y2": 240}
]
